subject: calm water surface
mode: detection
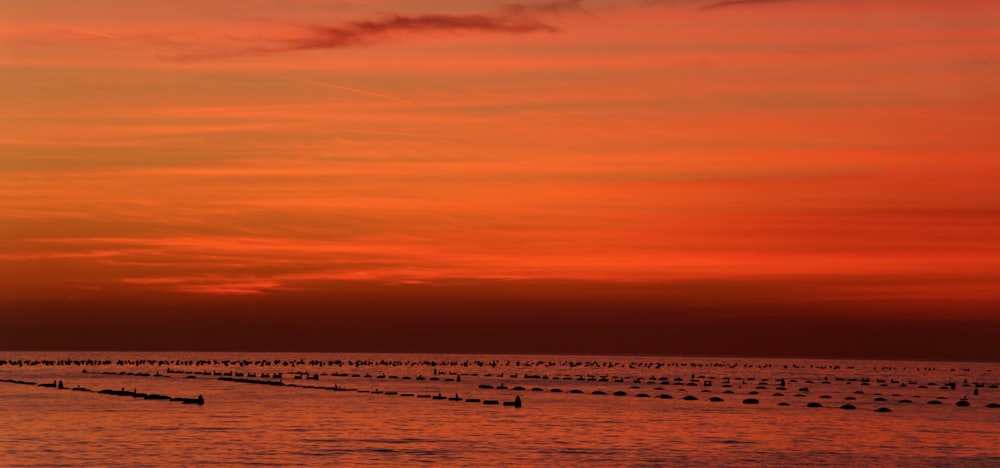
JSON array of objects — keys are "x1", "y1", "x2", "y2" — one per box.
[{"x1": 2, "y1": 352, "x2": 998, "y2": 466}]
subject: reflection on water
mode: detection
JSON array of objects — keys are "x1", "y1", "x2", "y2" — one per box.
[{"x1": 1, "y1": 352, "x2": 999, "y2": 466}]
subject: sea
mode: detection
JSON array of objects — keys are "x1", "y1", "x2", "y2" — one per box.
[{"x1": 1, "y1": 352, "x2": 998, "y2": 467}]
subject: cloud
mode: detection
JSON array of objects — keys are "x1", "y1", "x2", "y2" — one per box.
[
  {"x1": 273, "y1": 13, "x2": 558, "y2": 52},
  {"x1": 123, "y1": 277, "x2": 285, "y2": 295},
  {"x1": 502, "y1": 0, "x2": 587, "y2": 14},
  {"x1": 700, "y1": 0, "x2": 799, "y2": 10},
  {"x1": 168, "y1": 2, "x2": 580, "y2": 60}
]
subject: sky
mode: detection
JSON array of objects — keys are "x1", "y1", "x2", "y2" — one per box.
[{"x1": 2, "y1": 0, "x2": 999, "y2": 360}]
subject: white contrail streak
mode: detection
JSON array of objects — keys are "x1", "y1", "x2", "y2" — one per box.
[
  {"x1": 298, "y1": 80, "x2": 414, "y2": 105},
  {"x1": 63, "y1": 27, "x2": 118, "y2": 39}
]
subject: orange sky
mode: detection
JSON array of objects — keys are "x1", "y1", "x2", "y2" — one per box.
[{"x1": 2, "y1": 0, "x2": 999, "y2": 359}]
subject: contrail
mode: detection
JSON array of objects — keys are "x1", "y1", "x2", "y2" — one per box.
[
  {"x1": 298, "y1": 79, "x2": 414, "y2": 105},
  {"x1": 63, "y1": 27, "x2": 118, "y2": 39}
]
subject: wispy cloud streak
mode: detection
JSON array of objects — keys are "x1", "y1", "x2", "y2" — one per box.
[
  {"x1": 502, "y1": 0, "x2": 586, "y2": 15},
  {"x1": 272, "y1": 13, "x2": 557, "y2": 52},
  {"x1": 700, "y1": 0, "x2": 799, "y2": 10},
  {"x1": 168, "y1": 2, "x2": 577, "y2": 60}
]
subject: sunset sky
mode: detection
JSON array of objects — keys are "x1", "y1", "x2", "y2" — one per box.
[{"x1": 2, "y1": 0, "x2": 999, "y2": 359}]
